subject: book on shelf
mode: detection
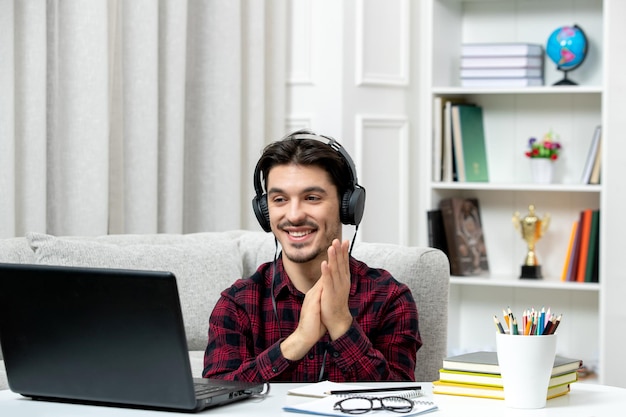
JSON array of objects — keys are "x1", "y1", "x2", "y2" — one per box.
[
  {"x1": 461, "y1": 55, "x2": 543, "y2": 69},
  {"x1": 427, "y1": 209, "x2": 449, "y2": 256},
  {"x1": 432, "y1": 96, "x2": 444, "y2": 182},
  {"x1": 585, "y1": 210, "x2": 600, "y2": 283},
  {"x1": 444, "y1": 100, "x2": 455, "y2": 182},
  {"x1": 450, "y1": 105, "x2": 466, "y2": 182},
  {"x1": 561, "y1": 220, "x2": 579, "y2": 281},
  {"x1": 451, "y1": 104, "x2": 489, "y2": 182},
  {"x1": 432, "y1": 380, "x2": 571, "y2": 400},
  {"x1": 433, "y1": 97, "x2": 463, "y2": 182},
  {"x1": 432, "y1": 96, "x2": 466, "y2": 182},
  {"x1": 575, "y1": 209, "x2": 593, "y2": 282},
  {"x1": 461, "y1": 43, "x2": 543, "y2": 57},
  {"x1": 441, "y1": 351, "x2": 583, "y2": 376},
  {"x1": 589, "y1": 134, "x2": 602, "y2": 184},
  {"x1": 460, "y1": 67, "x2": 543, "y2": 79},
  {"x1": 461, "y1": 77, "x2": 543, "y2": 88},
  {"x1": 580, "y1": 125, "x2": 602, "y2": 184},
  {"x1": 566, "y1": 215, "x2": 583, "y2": 282},
  {"x1": 563, "y1": 209, "x2": 600, "y2": 283},
  {"x1": 438, "y1": 368, "x2": 578, "y2": 388},
  {"x1": 438, "y1": 198, "x2": 489, "y2": 276}
]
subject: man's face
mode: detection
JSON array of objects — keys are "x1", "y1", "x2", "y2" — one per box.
[{"x1": 266, "y1": 163, "x2": 342, "y2": 265}]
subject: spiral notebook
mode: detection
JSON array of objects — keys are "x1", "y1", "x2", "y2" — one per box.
[{"x1": 284, "y1": 381, "x2": 437, "y2": 416}]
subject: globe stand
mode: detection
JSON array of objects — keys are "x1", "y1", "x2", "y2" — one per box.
[{"x1": 553, "y1": 70, "x2": 577, "y2": 86}]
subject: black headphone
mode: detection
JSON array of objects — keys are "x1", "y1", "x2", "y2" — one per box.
[{"x1": 252, "y1": 129, "x2": 366, "y2": 232}]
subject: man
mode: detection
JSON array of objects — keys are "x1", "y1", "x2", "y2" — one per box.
[{"x1": 203, "y1": 130, "x2": 420, "y2": 382}]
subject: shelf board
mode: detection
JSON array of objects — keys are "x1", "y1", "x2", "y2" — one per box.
[
  {"x1": 450, "y1": 276, "x2": 600, "y2": 292},
  {"x1": 430, "y1": 182, "x2": 601, "y2": 193},
  {"x1": 432, "y1": 86, "x2": 603, "y2": 96}
]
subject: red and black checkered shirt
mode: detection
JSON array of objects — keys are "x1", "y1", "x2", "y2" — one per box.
[{"x1": 202, "y1": 256, "x2": 420, "y2": 382}]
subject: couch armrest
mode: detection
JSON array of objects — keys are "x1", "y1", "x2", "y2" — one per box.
[{"x1": 0, "y1": 238, "x2": 36, "y2": 264}]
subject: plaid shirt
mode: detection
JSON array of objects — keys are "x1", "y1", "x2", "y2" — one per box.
[{"x1": 203, "y1": 256, "x2": 421, "y2": 382}]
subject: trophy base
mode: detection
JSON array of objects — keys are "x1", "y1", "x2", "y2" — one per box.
[{"x1": 520, "y1": 265, "x2": 542, "y2": 279}]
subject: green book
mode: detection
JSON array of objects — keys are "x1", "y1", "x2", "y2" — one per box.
[{"x1": 451, "y1": 104, "x2": 489, "y2": 182}]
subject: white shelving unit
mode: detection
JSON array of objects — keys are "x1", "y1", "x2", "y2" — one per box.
[{"x1": 419, "y1": 0, "x2": 626, "y2": 386}]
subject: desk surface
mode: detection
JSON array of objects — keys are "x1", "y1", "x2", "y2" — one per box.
[{"x1": 1, "y1": 382, "x2": 625, "y2": 416}]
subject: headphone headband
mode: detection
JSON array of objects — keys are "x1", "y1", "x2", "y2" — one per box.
[{"x1": 284, "y1": 131, "x2": 360, "y2": 186}]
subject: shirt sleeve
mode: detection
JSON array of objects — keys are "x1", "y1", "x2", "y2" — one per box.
[
  {"x1": 202, "y1": 293, "x2": 293, "y2": 382},
  {"x1": 326, "y1": 282, "x2": 420, "y2": 381}
]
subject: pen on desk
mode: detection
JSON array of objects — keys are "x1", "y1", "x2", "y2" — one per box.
[{"x1": 325, "y1": 386, "x2": 422, "y2": 395}]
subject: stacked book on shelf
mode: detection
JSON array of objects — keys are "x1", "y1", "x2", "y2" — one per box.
[
  {"x1": 432, "y1": 97, "x2": 489, "y2": 183},
  {"x1": 460, "y1": 43, "x2": 544, "y2": 88},
  {"x1": 433, "y1": 351, "x2": 582, "y2": 400},
  {"x1": 561, "y1": 209, "x2": 600, "y2": 283}
]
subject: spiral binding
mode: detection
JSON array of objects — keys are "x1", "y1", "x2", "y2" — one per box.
[{"x1": 336, "y1": 389, "x2": 422, "y2": 399}]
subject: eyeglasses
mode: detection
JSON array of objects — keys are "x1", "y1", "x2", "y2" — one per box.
[{"x1": 333, "y1": 396, "x2": 414, "y2": 414}]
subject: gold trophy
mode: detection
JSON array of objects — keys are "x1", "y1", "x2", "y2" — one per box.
[{"x1": 512, "y1": 204, "x2": 550, "y2": 279}]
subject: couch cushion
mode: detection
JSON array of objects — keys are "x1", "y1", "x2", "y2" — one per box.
[
  {"x1": 26, "y1": 232, "x2": 243, "y2": 351},
  {"x1": 235, "y1": 231, "x2": 276, "y2": 277}
]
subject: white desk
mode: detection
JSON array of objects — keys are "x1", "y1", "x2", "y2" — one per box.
[{"x1": 1, "y1": 382, "x2": 625, "y2": 416}]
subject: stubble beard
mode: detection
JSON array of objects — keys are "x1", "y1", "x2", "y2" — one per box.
[
  {"x1": 280, "y1": 221, "x2": 341, "y2": 265},
  {"x1": 284, "y1": 244, "x2": 325, "y2": 264}
]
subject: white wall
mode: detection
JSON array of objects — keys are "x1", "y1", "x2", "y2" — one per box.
[{"x1": 286, "y1": 0, "x2": 421, "y2": 245}]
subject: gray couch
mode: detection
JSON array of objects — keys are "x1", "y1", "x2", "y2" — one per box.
[{"x1": 0, "y1": 230, "x2": 449, "y2": 390}]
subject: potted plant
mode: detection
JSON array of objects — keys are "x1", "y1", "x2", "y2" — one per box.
[{"x1": 525, "y1": 131, "x2": 562, "y2": 183}]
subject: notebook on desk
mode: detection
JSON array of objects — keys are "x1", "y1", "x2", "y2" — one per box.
[{"x1": 0, "y1": 263, "x2": 266, "y2": 412}]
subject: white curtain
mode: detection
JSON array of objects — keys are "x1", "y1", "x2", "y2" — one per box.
[{"x1": 0, "y1": 0, "x2": 286, "y2": 238}]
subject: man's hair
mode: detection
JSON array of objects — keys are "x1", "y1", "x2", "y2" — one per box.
[{"x1": 256, "y1": 138, "x2": 352, "y2": 200}]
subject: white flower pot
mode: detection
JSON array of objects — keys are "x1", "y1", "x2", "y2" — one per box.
[{"x1": 530, "y1": 158, "x2": 554, "y2": 184}]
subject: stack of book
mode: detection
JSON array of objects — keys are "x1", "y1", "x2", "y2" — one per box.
[
  {"x1": 561, "y1": 209, "x2": 600, "y2": 283},
  {"x1": 433, "y1": 351, "x2": 582, "y2": 400},
  {"x1": 460, "y1": 43, "x2": 544, "y2": 88}
]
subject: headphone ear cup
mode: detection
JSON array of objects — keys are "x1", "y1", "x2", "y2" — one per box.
[
  {"x1": 252, "y1": 194, "x2": 272, "y2": 232},
  {"x1": 340, "y1": 187, "x2": 366, "y2": 226}
]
